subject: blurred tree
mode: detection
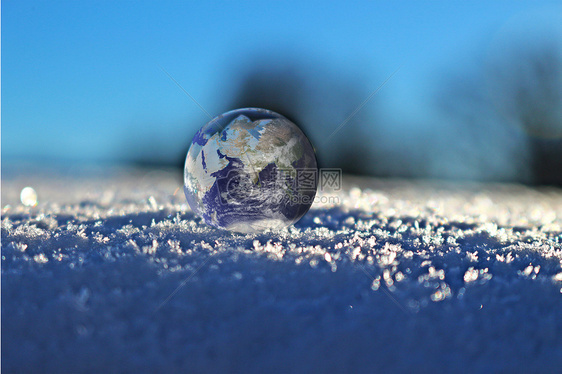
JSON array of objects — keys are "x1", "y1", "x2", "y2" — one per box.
[
  {"x1": 226, "y1": 54, "x2": 379, "y2": 175},
  {"x1": 432, "y1": 72, "x2": 532, "y2": 184},
  {"x1": 433, "y1": 35, "x2": 562, "y2": 186},
  {"x1": 487, "y1": 39, "x2": 562, "y2": 185}
]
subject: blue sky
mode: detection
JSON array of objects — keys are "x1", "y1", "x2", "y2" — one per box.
[{"x1": 3, "y1": 0, "x2": 562, "y2": 167}]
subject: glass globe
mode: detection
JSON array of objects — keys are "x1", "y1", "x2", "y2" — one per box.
[{"x1": 184, "y1": 108, "x2": 317, "y2": 233}]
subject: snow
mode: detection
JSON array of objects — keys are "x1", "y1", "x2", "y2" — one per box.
[{"x1": 2, "y1": 168, "x2": 562, "y2": 372}]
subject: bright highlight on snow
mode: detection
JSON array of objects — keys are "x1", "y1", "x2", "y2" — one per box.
[
  {"x1": 20, "y1": 186, "x2": 38, "y2": 207},
  {"x1": 183, "y1": 108, "x2": 318, "y2": 233}
]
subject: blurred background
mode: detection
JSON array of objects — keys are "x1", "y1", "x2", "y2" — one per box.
[{"x1": 3, "y1": 1, "x2": 562, "y2": 185}]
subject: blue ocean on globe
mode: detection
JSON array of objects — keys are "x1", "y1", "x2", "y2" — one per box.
[{"x1": 184, "y1": 108, "x2": 318, "y2": 233}]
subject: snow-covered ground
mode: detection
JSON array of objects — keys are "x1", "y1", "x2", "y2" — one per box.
[{"x1": 2, "y1": 168, "x2": 562, "y2": 373}]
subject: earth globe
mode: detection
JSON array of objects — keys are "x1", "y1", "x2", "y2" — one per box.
[{"x1": 184, "y1": 108, "x2": 318, "y2": 233}]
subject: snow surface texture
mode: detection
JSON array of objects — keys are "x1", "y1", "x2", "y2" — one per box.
[{"x1": 2, "y1": 169, "x2": 562, "y2": 373}]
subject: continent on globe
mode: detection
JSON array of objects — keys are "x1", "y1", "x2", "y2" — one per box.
[{"x1": 184, "y1": 108, "x2": 317, "y2": 233}]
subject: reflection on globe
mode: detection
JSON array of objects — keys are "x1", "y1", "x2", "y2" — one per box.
[{"x1": 184, "y1": 108, "x2": 318, "y2": 233}]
